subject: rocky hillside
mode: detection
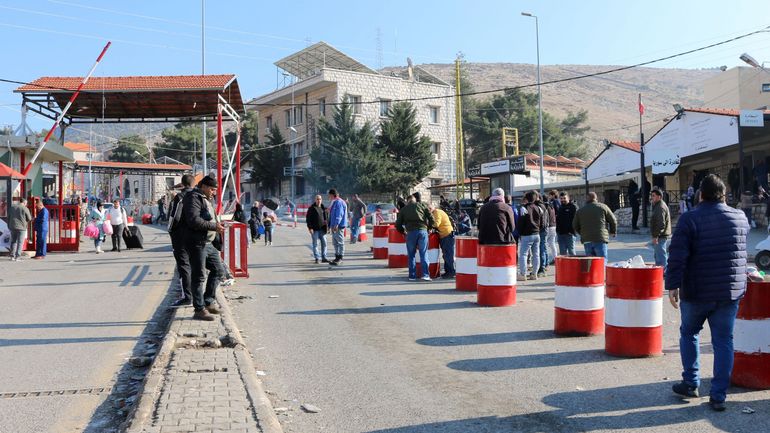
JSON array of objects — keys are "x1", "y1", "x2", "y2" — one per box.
[{"x1": 388, "y1": 63, "x2": 721, "y2": 157}]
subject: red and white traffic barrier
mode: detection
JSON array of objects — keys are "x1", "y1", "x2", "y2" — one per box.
[
  {"x1": 61, "y1": 220, "x2": 78, "y2": 246},
  {"x1": 415, "y1": 232, "x2": 441, "y2": 279},
  {"x1": 372, "y1": 224, "x2": 392, "y2": 259},
  {"x1": 358, "y1": 217, "x2": 368, "y2": 242},
  {"x1": 477, "y1": 244, "x2": 517, "y2": 306},
  {"x1": 605, "y1": 265, "x2": 664, "y2": 357},
  {"x1": 222, "y1": 221, "x2": 249, "y2": 278},
  {"x1": 554, "y1": 256, "x2": 605, "y2": 336},
  {"x1": 296, "y1": 204, "x2": 309, "y2": 219},
  {"x1": 387, "y1": 227, "x2": 407, "y2": 268},
  {"x1": 455, "y1": 236, "x2": 478, "y2": 292},
  {"x1": 732, "y1": 281, "x2": 770, "y2": 389}
]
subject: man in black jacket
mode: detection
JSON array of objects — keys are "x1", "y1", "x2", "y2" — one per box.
[
  {"x1": 517, "y1": 191, "x2": 542, "y2": 280},
  {"x1": 182, "y1": 176, "x2": 225, "y2": 321},
  {"x1": 477, "y1": 188, "x2": 515, "y2": 246},
  {"x1": 168, "y1": 174, "x2": 194, "y2": 307},
  {"x1": 555, "y1": 192, "x2": 578, "y2": 255},
  {"x1": 307, "y1": 195, "x2": 329, "y2": 264},
  {"x1": 534, "y1": 193, "x2": 553, "y2": 276}
]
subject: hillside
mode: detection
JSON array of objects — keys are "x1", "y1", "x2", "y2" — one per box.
[{"x1": 387, "y1": 63, "x2": 721, "y2": 157}]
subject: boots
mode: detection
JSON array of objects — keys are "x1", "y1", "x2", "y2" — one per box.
[{"x1": 330, "y1": 255, "x2": 342, "y2": 266}]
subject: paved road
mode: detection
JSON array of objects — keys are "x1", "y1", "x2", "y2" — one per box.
[
  {"x1": 231, "y1": 226, "x2": 770, "y2": 433},
  {"x1": 0, "y1": 225, "x2": 175, "y2": 433}
]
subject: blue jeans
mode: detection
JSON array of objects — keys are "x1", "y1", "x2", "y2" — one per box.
[
  {"x1": 439, "y1": 233, "x2": 455, "y2": 275},
  {"x1": 35, "y1": 230, "x2": 47, "y2": 257},
  {"x1": 557, "y1": 233, "x2": 576, "y2": 256},
  {"x1": 186, "y1": 242, "x2": 223, "y2": 311},
  {"x1": 538, "y1": 229, "x2": 548, "y2": 272},
  {"x1": 583, "y1": 242, "x2": 608, "y2": 261},
  {"x1": 653, "y1": 237, "x2": 670, "y2": 271},
  {"x1": 406, "y1": 230, "x2": 428, "y2": 279},
  {"x1": 311, "y1": 230, "x2": 328, "y2": 260},
  {"x1": 331, "y1": 228, "x2": 345, "y2": 257},
  {"x1": 518, "y1": 234, "x2": 540, "y2": 276},
  {"x1": 679, "y1": 299, "x2": 740, "y2": 402},
  {"x1": 350, "y1": 216, "x2": 361, "y2": 242}
]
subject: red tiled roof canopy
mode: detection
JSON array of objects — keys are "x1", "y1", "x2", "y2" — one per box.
[
  {"x1": 610, "y1": 140, "x2": 641, "y2": 152},
  {"x1": 64, "y1": 142, "x2": 91, "y2": 152},
  {"x1": 15, "y1": 75, "x2": 244, "y2": 123},
  {"x1": 74, "y1": 160, "x2": 191, "y2": 171},
  {"x1": 0, "y1": 162, "x2": 25, "y2": 179},
  {"x1": 684, "y1": 107, "x2": 770, "y2": 116}
]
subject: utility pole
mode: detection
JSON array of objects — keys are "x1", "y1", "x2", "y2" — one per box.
[
  {"x1": 201, "y1": 0, "x2": 207, "y2": 174},
  {"x1": 639, "y1": 93, "x2": 648, "y2": 228},
  {"x1": 455, "y1": 57, "x2": 465, "y2": 199}
]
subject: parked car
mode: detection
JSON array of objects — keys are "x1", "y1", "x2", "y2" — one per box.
[{"x1": 366, "y1": 203, "x2": 397, "y2": 224}]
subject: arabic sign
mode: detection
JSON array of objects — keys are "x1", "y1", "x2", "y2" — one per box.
[
  {"x1": 480, "y1": 159, "x2": 509, "y2": 175},
  {"x1": 466, "y1": 164, "x2": 481, "y2": 177},
  {"x1": 509, "y1": 156, "x2": 526, "y2": 174},
  {"x1": 645, "y1": 111, "x2": 739, "y2": 174},
  {"x1": 740, "y1": 110, "x2": 765, "y2": 127}
]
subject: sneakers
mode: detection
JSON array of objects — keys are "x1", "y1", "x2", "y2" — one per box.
[
  {"x1": 408, "y1": 277, "x2": 417, "y2": 281},
  {"x1": 10, "y1": 257, "x2": 16, "y2": 261},
  {"x1": 421, "y1": 275, "x2": 432, "y2": 282},
  {"x1": 206, "y1": 304, "x2": 221, "y2": 315},
  {"x1": 537, "y1": 271, "x2": 546, "y2": 278},
  {"x1": 321, "y1": 257, "x2": 329, "y2": 263},
  {"x1": 192, "y1": 310, "x2": 215, "y2": 321},
  {"x1": 709, "y1": 398, "x2": 726, "y2": 412},
  {"x1": 671, "y1": 381, "x2": 699, "y2": 398},
  {"x1": 170, "y1": 297, "x2": 192, "y2": 308},
  {"x1": 330, "y1": 255, "x2": 342, "y2": 266},
  {"x1": 314, "y1": 259, "x2": 319, "y2": 264},
  {"x1": 222, "y1": 278, "x2": 236, "y2": 287},
  {"x1": 527, "y1": 273, "x2": 538, "y2": 281},
  {"x1": 441, "y1": 272, "x2": 456, "y2": 279}
]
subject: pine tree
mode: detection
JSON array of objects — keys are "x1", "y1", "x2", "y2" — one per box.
[
  {"x1": 250, "y1": 125, "x2": 289, "y2": 197},
  {"x1": 376, "y1": 102, "x2": 436, "y2": 197},
  {"x1": 108, "y1": 135, "x2": 149, "y2": 163},
  {"x1": 308, "y1": 101, "x2": 385, "y2": 194}
]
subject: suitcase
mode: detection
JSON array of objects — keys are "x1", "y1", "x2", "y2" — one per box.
[{"x1": 122, "y1": 225, "x2": 144, "y2": 249}]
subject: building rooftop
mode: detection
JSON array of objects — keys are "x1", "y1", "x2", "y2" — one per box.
[
  {"x1": 64, "y1": 142, "x2": 91, "y2": 152},
  {"x1": 275, "y1": 41, "x2": 378, "y2": 80}
]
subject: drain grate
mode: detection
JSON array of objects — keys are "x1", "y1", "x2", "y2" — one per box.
[{"x1": 0, "y1": 386, "x2": 113, "y2": 399}]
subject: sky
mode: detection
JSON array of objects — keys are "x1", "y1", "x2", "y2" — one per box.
[{"x1": 1, "y1": 0, "x2": 769, "y2": 132}]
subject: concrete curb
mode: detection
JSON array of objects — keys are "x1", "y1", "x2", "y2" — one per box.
[
  {"x1": 217, "y1": 290, "x2": 285, "y2": 433},
  {"x1": 123, "y1": 307, "x2": 179, "y2": 433}
]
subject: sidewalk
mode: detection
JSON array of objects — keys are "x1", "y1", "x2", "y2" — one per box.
[{"x1": 125, "y1": 287, "x2": 281, "y2": 433}]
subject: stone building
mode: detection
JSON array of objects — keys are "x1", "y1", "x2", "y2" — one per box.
[{"x1": 250, "y1": 41, "x2": 456, "y2": 203}]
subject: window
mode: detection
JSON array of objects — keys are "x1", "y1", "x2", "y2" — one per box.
[
  {"x1": 379, "y1": 99, "x2": 391, "y2": 117},
  {"x1": 431, "y1": 142, "x2": 441, "y2": 158},
  {"x1": 294, "y1": 141, "x2": 306, "y2": 156},
  {"x1": 318, "y1": 98, "x2": 326, "y2": 116},
  {"x1": 285, "y1": 109, "x2": 291, "y2": 128},
  {"x1": 763, "y1": 83, "x2": 770, "y2": 92},
  {"x1": 429, "y1": 106, "x2": 440, "y2": 124},
  {"x1": 347, "y1": 94, "x2": 362, "y2": 114},
  {"x1": 266, "y1": 115, "x2": 273, "y2": 131},
  {"x1": 293, "y1": 105, "x2": 303, "y2": 125},
  {"x1": 166, "y1": 177, "x2": 175, "y2": 190},
  {"x1": 431, "y1": 178, "x2": 442, "y2": 188}
]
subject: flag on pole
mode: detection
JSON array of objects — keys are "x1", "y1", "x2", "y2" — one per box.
[{"x1": 638, "y1": 94, "x2": 645, "y2": 116}]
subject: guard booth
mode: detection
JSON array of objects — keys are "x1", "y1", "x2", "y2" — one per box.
[{"x1": 0, "y1": 162, "x2": 25, "y2": 253}]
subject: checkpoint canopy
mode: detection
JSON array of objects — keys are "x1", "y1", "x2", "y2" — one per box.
[
  {"x1": 584, "y1": 140, "x2": 641, "y2": 182},
  {"x1": 15, "y1": 74, "x2": 246, "y2": 212}
]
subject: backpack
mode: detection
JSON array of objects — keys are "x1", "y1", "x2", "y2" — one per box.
[{"x1": 167, "y1": 190, "x2": 189, "y2": 233}]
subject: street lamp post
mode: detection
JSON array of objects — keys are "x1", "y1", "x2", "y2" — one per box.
[{"x1": 521, "y1": 12, "x2": 545, "y2": 197}]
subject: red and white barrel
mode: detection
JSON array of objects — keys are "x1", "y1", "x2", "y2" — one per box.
[
  {"x1": 731, "y1": 281, "x2": 770, "y2": 389},
  {"x1": 387, "y1": 228, "x2": 407, "y2": 268},
  {"x1": 358, "y1": 217, "x2": 368, "y2": 242},
  {"x1": 62, "y1": 220, "x2": 77, "y2": 246},
  {"x1": 604, "y1": 266, "x2": 664, "y2": 357},
  {"x1": 296, "y1": 204, "x2": 309, "y2": 219},
  {"x1": 476, "y1": 244, "x2": 517, "y2": 306},
  {"x1": 554, "y1": 256, "x2": 605, "y2": 336},
  {"x1": 372, "y1": 224, "x2": 392, "y2": 259},
  {"x1": 455, "y1": 236, "x2": 478, "y2": 292},
  {"x1": 415, "y1": 232, "x2": 441, "y2": 278}
]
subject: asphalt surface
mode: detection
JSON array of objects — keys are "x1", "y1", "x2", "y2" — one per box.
[
  {"x1": 231, "y1": 226, "x2": 770, "y2": 433},
  {"x1": 0, "y1": 225, "x2": 175, "y2": 433}
]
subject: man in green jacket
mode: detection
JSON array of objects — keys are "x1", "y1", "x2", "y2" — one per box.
[
  {"x1": 573, "y1": 192, "x2": 617, "y2": 261},
  {"x1": 396, "y1": 193, "x2": 436, "y2": 281},
  {"x1": 9, "y1": 197, "x2": 32, "y2": 261},
  {"x1": 650, "y1": 188, "x2": 671, "y2": 271}
]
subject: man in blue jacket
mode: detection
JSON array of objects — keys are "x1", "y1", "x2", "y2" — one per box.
[
  {"x1": 327, "y1": 188, "x2": 348, "y2": 266},
  {"x1": 33, "y1": 199, "x2": 49, "y2": 259},
  {"x1": 666, "y1": 174, "x2": 749, "y2": 412}
]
